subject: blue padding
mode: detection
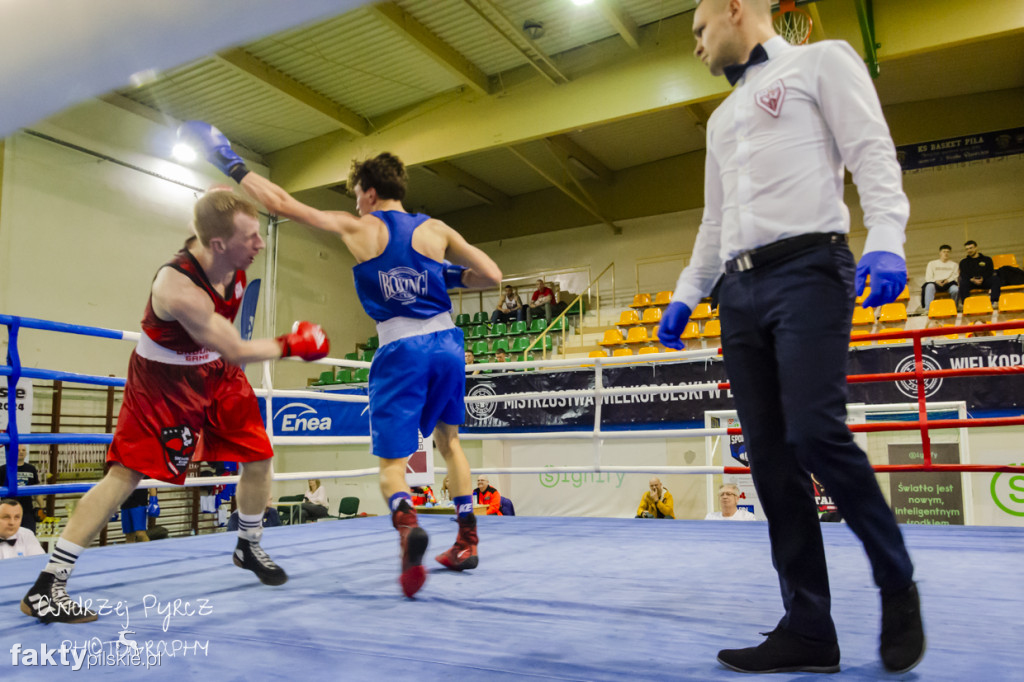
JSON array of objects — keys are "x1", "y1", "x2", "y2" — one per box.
[
  {"x1": 0, "y1": 314, "x2": 128, "y2": 340},
  {"x1": 0, "y1": 517, "x2": 1020, "y2": 679},
  {"x1": 0, "y1": 366, "x2": 125, "y2": 387},
  {"x1": 0, "y1": 433, "x2": 113, "y2": 446}
]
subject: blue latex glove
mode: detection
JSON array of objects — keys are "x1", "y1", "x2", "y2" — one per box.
[
  {"x1": 442, "y1": 260, "x2": 468, "y2": 289},
  {"x1": 856, "y1": 252, "x2": 907, "y2": 308},
  {"x1": 657, "y1": 302, "x2": 693, "y2": 350},
  {"x1": 147, "y1": 495, "x2": 161, "y2": 518},
  {"x1": 177, "y1": 120, "x2": 249, "y2": 182}
]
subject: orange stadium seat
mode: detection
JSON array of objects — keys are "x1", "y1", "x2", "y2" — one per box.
[
  {"x1": 630, "y1": 293, "x2": 651, "y2": 308},
  {"x1": 611, "y1": 348, "x2": 633, "y2": 357},
  {"x1": 680, "y1": 322, "x2": 701, "y2": 341},
  {"x1": 588, "y1": 350, "x2": 607, "y2": 358},
  {"x1": 928, "y1": 299, "x2": 958, "y2": 321},
  {"x1": 963, "y1": 295, "x2": 993, "y2": 318},
  {"x1": 701, "y1": 319, "x2": 722, "y2": 341},
  {"x1": 598, "y1": 329, "x2": 625, "y2": 347},
  {"x1": 992, "y1": 254, "x2": 1019, "y2": 269},
  {"x1": 878, "y1": 303, "x2": 907, "y2": 325},
  {"x1": 625, "y1": 327, "x2": 649, "y2": 344},
  {"x1": 690, "y1": 302, "x2": 713, "y2": 321},
  {"x1": 638, "y1": 346, "x2": 660, "y2": 355},
  {"x1": 641, "y1": 307, "x2": 662, "y2": 324},
  {"x1": 617, "y1": 310, "x2": 640, "y2": 326},
  {"x1": 652, "y1": 291, "x2": 672, "y2": 306}
]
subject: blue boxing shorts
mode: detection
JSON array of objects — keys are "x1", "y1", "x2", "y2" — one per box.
[
  {"x1": 368, "y1": 327, "x2": 465, "y2": 458},
  {"x1": 121, "y1": 506, "x2": 148, "y2": 534}
]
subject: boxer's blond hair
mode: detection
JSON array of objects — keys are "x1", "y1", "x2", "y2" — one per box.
[{"x1": 192, "y1": 191, "x2": 259, "y2": 246}]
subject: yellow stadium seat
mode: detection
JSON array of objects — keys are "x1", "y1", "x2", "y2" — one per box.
[
  {"x1": 895, "y1": 285, "x2": 909, "y2": 302},
  {"x1": 877, "y1": 336, "x2": 906, "y2": 345},
  {"x1": 617, "y1": 309, "x2": 640, "y2": 326},
  {"x1": 849, "y1": 330, "x2": 872, "y2": 347},
  {"x1": 680, "y1": 322, "x2": 701, "y2": 340},
  {"x1": 992, "y1": 254, "x2": 1019, "y2": 269},
  {"x1": 855, "y1": 286, "x2": 870, "y2": 305},
  {"x1": 588, "y1": 350, "x2": 607, "y2": 358},
  {"x1": 927, "y1": 299, "x2": 958, "y2": 321},
  {"x1": 641, "y1": 307, "x2": 662, "y2": 324},
  {"x1": 630, "y1": 293, "x2": 651, "y2": 308},
  {"x1": 652, "y1": 291, "x2": 672, "y2": 306},
  {"x1": 878, "y1": 303, "x2": 907, "y2": 324},
  {"x1": 1002, "y1": 319, "x2": 1024, "y2": 336},
  {"x1": 598, "y1": 329, "x2": 625, "y2": 346},
  {"x1": 625, "y1": 327, "x2": 649, "y2": 344},
  {"x1": 998, "y1": 292, "x2": 1024, "y2": 314},
  {"x1": 611, "y1": 348, "x2": 633, "y2": 357},
  {"x1": 690, "y1": 302, "x2": 713, "y2": 320},
  {"x1": 702, "y1": 319, "x2": 722, "y2": 339},
  {"x1": 963, "y1": 295, "x2": 993, "y2": 318},
  {"x1": 852, "y1": 306, "x2": 875, "y2": 327},
  {"x1": 638, "y1": 346, "x2": 660, "y2": 355}
]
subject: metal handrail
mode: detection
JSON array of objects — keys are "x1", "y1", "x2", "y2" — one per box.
[{"x1": 524, "y1": 261, "x2": 616, "y2": 359}]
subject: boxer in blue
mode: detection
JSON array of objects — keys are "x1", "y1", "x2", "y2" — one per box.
[{"x1": 180, "y1": 121, "x2": 502, "y2": 598}]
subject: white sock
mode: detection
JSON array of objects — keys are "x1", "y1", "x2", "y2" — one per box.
[{"x1": 44, "y1": 538, "x2": 86, "y2": 579}]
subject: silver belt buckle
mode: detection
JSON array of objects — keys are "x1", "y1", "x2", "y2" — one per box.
[{"x1": 737, "y1": 252, "x2": 754, "y2": 272}]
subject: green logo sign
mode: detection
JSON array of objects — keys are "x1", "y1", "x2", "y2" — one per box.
[{"x1": 990, "y1": 464, "x2": 1024, "y2": 517}]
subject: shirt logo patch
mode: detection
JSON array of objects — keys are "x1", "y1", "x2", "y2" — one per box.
[
  {"x1": 379, "y1": 267, "x2": 428, "y2": 305},
  {"x1": 755, "y1": 79, "x2": 786, "y2": 118}
]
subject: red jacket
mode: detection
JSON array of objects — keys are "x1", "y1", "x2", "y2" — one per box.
[{"x1": 474, "y1": 486, "x2": 502, "y2": 515}]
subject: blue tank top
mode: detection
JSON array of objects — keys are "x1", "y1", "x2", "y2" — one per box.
[{"x1": 352, "y1": 211, "x2": 453, "y2": 322}]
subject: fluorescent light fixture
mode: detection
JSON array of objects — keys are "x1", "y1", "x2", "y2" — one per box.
[
  {"x1": 571, "y1": 0, "x2": 595, "y2": 6},
  {"x1": 458, "y1": 185, "x2": 494, "y2": 206},
  {"x1": 172, "y1": 143, "x2": 196, "y2": 163}
]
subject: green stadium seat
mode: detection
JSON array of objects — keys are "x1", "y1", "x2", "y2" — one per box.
[
  {"x1": 528, "y1": 318, "x2": 546, "y2": 333},
  {"x1": 335, "y1": 369, "x2": 353, "y2": 383},
  {"x1": 468, "y1": 324, "x2": 487, "y2": 339},
  {"x1": 486, "y1": 322, "x2": 507, "y2": 338},
  {"x1": 455, "y1": 313, "x2": 471, "y2": 327},
  {"x1": 471, "y1": 340, "x2": 488, "y2": 356},
  {"x1": 315, "y1": 370, "x2": 334, "y2": 385},
  {"x1": 511, "y1": 337, "x2": 530, "y2": 353},
  {"x1": 344, "y1": 352, "x2": 359, "y2": 362},
  {"x1": 472, "y1": 311, "x2": 489, "y2": 325},
  {"x1": 361, "y1": 349, "x2": 376, "y2": 362},
  {"x1": 353, "y1": 368, "x2": 370, "y2": 383},
  {"x1": 491, "y1": 338, "x2": 510, "y2": 354},
  {"x1": 509, "y1": 321, "x2": 528, "y2": 336},
  {"x1": 365, "y1": 336, "x2": 379, "y2": 349}
]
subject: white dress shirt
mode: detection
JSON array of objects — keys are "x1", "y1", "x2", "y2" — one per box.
[
  {"x1": 304, "y1": 486, "x2": 328, "y2": 508},
  {"x1": 0, "y1": 527, "x2": 45, "y2": 559},
  {"x1": 704, "y1": 508, "x2": 758, "y2": 521},
  {"x1": 673, "y1": 36, "x2": 909, "y2": 308}
]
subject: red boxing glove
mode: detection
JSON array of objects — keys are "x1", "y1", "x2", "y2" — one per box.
[{"x1": 277, "y1": 321, "x2": 330, "y2": 361}]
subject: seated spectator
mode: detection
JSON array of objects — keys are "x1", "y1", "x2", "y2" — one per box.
[
  {"x1": 410, "y1": 486, "x2": 436, "y2": 506},
  {"x1": 465, "y1": 350, "x2": 480, "y2": 375},
  {"x1": 491, "y1": 285, "x2": 524, "y2": 324},
  {"x1": 228, "y1": 495, "x2": 282, "y2": 531},
  {"x1": 705, "y1": 483, "x2": 757, "y2": 520},
  {"x1": 0, "y1": 497, "x2": 44, "y2": 559},
  {"x1": 0, "y1": 444, "x2": 46, "y2": 534},
  {"x1": 440, "y1": 475, "x2": 451, "y2": 503},
  {"x1": 921, "y1": 244, "x2": 959, "y2": 312},
  {"x1": 958, "y1": 240, "x2": 1000, "y2": 306},
  {"x1": 493, "y1": 348, "x2": 508, "y2": 364},
  {"x1": 302, "y1": 478, "x2": 330, "y2": 522},
  {"x1": 473, "y1": 475, "x2": 502, "y2": 515},
  {"x1": 526, "y1": 279, "x2": 555, "y2": 326},
  {"x1": 635, "y1": 477, "x2": 674, "y2": 518}
]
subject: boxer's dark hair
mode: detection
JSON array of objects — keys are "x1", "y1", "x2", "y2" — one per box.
[
  {"x1": 939, "y1": 244, "x2": 951, "y2": 251},
  {"x1": 964, "y1": 239, "x2": 978, "y2": 247},
  {"x1": 193, "y1": 191, "x2": 259, "y2": 247},
  {"x1": 348, "y1": 153, "x2": 407, "y2": 201}
]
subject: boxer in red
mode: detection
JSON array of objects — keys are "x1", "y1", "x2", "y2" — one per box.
[{"x1": 21, "y1": 190, "x2": 330, "y2": 623}]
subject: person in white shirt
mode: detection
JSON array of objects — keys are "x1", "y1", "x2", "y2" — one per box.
[
  {"x1": 302, "y1": 479, "x2": 329, "y2": 522},
  {"x1": 922, "y1": 245, "x2": 959, "y2": 312},
  {"x1": 1, "y1": 498, "x2": 45, "y2": 560},
  {"x1": 704, "y1": 484, "x2": 756, "y2": 520},
  {"x1": 659, "y1": 0, "x2": 921, "y2": 675}
]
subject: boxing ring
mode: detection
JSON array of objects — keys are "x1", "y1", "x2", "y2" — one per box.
[{"x1": 3, "y1": 313, "x2": 1024, "y2": 679}]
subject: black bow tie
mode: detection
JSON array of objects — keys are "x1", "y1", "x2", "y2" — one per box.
[
  {"x1": 1, "y1": 537, "x2": 16, "y2": 546},
  {"x1": 724, "y1": 44, "x2": 769, "y2": 86}
]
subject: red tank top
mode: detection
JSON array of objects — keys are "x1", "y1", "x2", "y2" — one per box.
[{"x1": 141, "y1": 250, "x2": 246, "y2": 352}]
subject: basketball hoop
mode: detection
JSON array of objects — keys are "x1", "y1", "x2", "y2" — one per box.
[{"x1": 774, "y1": 0, "x2": 813, "y2": 45}]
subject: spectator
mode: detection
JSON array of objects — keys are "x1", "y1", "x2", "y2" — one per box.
[
  {"x1": 0, "y1": 444, "x2": 46, "y2": 535},
  {"x1": 465, "y1": 350, "x2": 480, "y2": 376},
  {"x1": 491, "y1": 285, "x2": 524, "y2": 325},
  {"x1": 704, "y1": 483, "x2": 757, "y2": 521},
  {"x1": 493, "y1": 348, "x2": 508, "y2": 364},
  {"x1": 635, "y1": 477, "x2": 674, "y2": 518},
  {"x1": 1, "y1": 498, "x2": 44, "y2": 559},
  {"x1": 228, "y1": 495, "x2": 281, "y2": 531},
  {"x1": 302, "y1": 479, "x2": 329, "y2": 522},
  {"x1": 439, "y1": 476, "x2": 451, "y2": 503},
  {"x1": 473, "y1": 475, "x2": 502, "y2": 515},
  {"x1": 921, "y1": 244, "x2": 959, "y2": 313},
  {"x1": 410, "y1": 486, "x2": 436, "y2": 506},
  {"x1": 526, "y1": 279, "x2": 555, "y2": 326},
  {"x1": 958, "y1": 240, "x2": 1000, "y2": 307},
  {"x1": 119, "y1": 487, "x2": 157, "y2": 543}
]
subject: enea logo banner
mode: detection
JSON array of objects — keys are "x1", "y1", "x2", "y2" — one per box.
[{"x1": 258, "y1": 394, "x2": 370, "y2": 437}]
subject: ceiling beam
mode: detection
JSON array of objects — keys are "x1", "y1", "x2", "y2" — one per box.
[
  {"x1": 462, "y1": 0, "x2": 569, "y2": 85},
  {"x1": 215, "y1": 48, "x2": 370, "y2": 137},
  {"x1": 368, "y1": 2, "x2": 491, "y2": 96},
  {"x1": 596, "y1": 0, "x2": 640, "y2": 49},
  {"x1": 508, "y1": 144, "x2": 621, "y2": 235},
  {"x1": 421, "y1": 161, "x2": 511, "y2": 210},
  {"x1": 545, "y1": 134, "x2": 613, "y2": 185}
]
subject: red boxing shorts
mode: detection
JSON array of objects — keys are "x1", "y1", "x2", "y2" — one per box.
[{"x1": 107, "y1": 348, "x2": 272, "y2": 485}]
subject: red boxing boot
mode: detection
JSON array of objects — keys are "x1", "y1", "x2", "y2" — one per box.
[
  {"x1": 435, "y1": 514, "x2": 479, "y2": 571},
  {"x1": 393, "y1": 502, "x2": 428, "y2": 598}
]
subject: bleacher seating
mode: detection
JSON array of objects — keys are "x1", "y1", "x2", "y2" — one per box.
[
  {"x1": 611, "y1": 348, "x2": 633, "y2": 357},
  {"x1": 625, "y1": 327, "x2": 649, "y2": 344},
  {"x1": 652, "y1": 291, "x2": 672, "y2": 306},
  {"x1": 630, "y1": 293, "x2": 651, "y2": 308},
  {"x1": 599, "y1": 329, "x2": 625, "y2": 347},
  {"x1": 617, "y1": 310, "x2": 640, "y2": 326},
  {"x1": 641, "y1": 307, "x2": 662, "y2": 324}
]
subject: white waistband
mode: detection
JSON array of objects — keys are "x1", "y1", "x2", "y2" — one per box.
[
  {"x1": 377, "y1": 312, "x2": 456, "y2": 347},
  {"x1": 136, "y1": 333, "x2": 222, "y2": 365}
]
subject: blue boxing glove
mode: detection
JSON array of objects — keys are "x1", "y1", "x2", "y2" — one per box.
[
  {"x1": 443, "y1": 260, "x2": 468, "y2": 289},
  {"x1": 856, "y1": 251, "x2": 907, "y2": 309},
  {"x1": 657, "y1": 302, "x2": 693, "y2": 350},
  {"x1": 147, "y1": 495, "x2": 161, "y2": 518},
  {"x1": 177, "y1": 120, "x2": 249, "y2": 183}
]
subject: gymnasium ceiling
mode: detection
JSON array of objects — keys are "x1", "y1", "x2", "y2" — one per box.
[{"x1": 104, "y1": 0, "x2": 1024, "y2": 243}]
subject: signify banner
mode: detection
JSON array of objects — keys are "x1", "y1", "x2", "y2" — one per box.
[
  {"x1": 258, "y1": 389, "x2": 369, "y2": 437},
  {"x1": 888, "y1": 443, "x2": 964, "y2": 525},
  {"x1": 896, "y1": 126, "x2": 1024, "y2": 172},
  {"x1": 465, "y1": 339, "x2": 1024, "y2": 432}
]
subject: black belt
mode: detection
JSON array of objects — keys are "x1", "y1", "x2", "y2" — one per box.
[{"x1": 724, "y1": 233, "x2": 847, "y2": 274}]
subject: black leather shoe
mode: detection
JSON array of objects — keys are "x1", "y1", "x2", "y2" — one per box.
[
  {"x1": 718, "y1": 627, "x2": 840, "y2": 674},
  {"x1": 880, "y1": 582, "x2": 925, "y2": 673}
]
